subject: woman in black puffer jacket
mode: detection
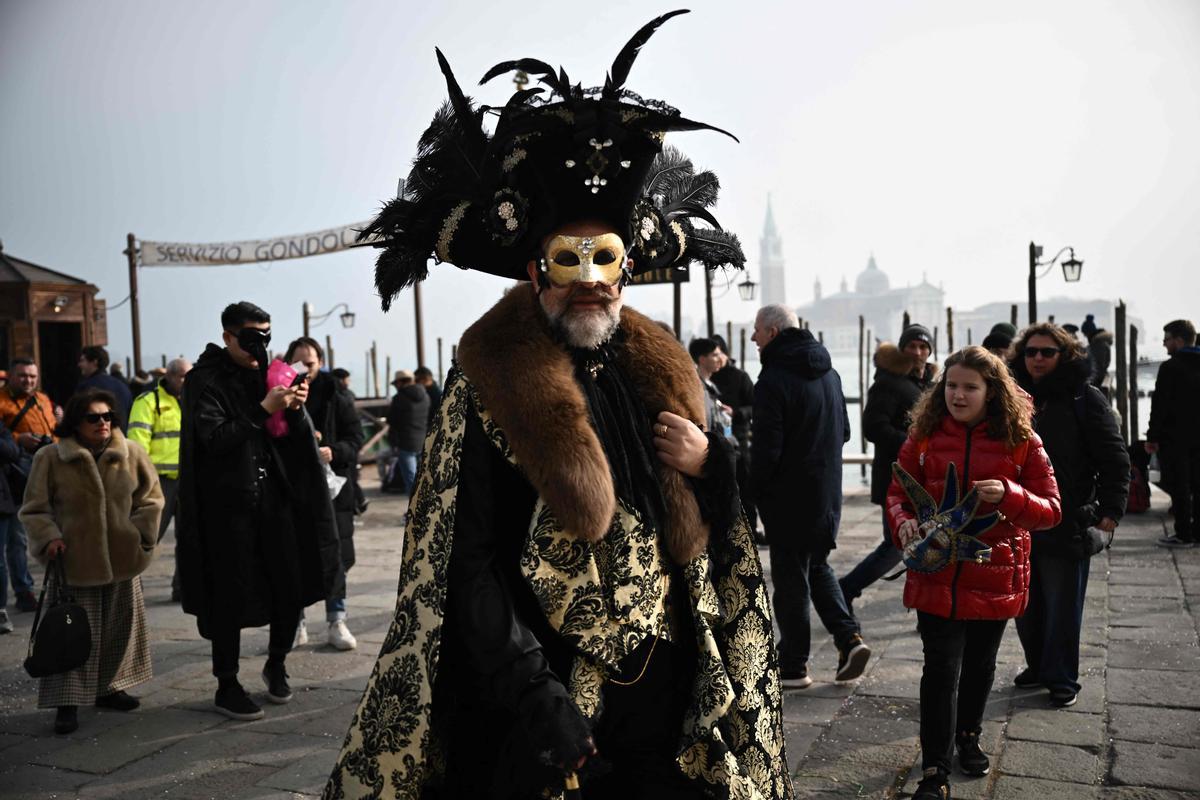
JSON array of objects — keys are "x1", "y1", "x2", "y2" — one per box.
[{"x1": 1010, "y1": 323, "x2": 1129, "y2": 708}]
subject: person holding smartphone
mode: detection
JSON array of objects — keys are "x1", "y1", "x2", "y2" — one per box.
[{"x1": 176, "y1": 302, "x2": 340, "y2": 722}]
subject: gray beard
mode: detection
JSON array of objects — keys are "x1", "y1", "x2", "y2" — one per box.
[{"x1": 541, "y1": 292, "x2": 623, "y2": 350}]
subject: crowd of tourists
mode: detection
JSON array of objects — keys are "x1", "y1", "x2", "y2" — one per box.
[{"x1": 1, "y1": 9, "x2": 1193, "y2": 796}]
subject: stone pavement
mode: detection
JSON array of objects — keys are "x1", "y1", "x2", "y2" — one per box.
[{"x1": 1, "y1": 478, "x2": 1197, "y2": 799}]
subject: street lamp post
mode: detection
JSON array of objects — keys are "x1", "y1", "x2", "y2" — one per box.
[
  {"x1": 303, "y1": 302, "x2": 356, "y2": 337},
  {"x1": 1027, "y1": 242, "x2": 1084, "y2": 324},
  {"x1": 702, "y1": 268, "x2": 758, "y2": 340}
]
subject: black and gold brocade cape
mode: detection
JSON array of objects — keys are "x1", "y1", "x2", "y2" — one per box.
[{"x1": 323, "y1": 290, "x2": 792, "y2": 800}]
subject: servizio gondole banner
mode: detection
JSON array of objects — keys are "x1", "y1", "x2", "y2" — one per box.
[{"x1": 139, "y1": 221, "x2": 377, "y2": 267}]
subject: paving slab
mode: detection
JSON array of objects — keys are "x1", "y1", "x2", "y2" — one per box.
[
  {"x1": 1110, "y1": 739, "x2": 1200, "y2": 792},
  {"x1": 783, "y1": 693, "x2": 848, "y2": 726},
  {"x1": 0, "y1": 763, "x2": 95, "y2": 800},
  {"x1": 1100, "y1": 787, "x2": 1198, "y2": 800},
  {"x1": 853, "y1": 658, "x2": 923, "y2": 700},
  {"x1": 998, "y1": 739, "x2": 1100, "y2": 784},
  {"x1": 784, "y1": 723, "x2": 824, "y2": 769},
  {"x1": 1108, "y1": 703, "x2": 1200, "y2": 744},
  {"x1": 255, "y1": 749, "x2": 338, "y2": 794},
  {"x1": 1106, "y1": 567, "x2": 1179, "y2": 586},
  {"x1": 1106, "y1": 667, "x2": 1200, "y2": 708},
  {"x1": 992, "y1": 774, "x2": 1099, "y2": 800},
  {"x1": 30, "y1": 706, "x2": 224, "y2": 774},
  {"x1": 797, "y1": 738, "x2": 913, "y2": 798},
  {"x1": 1006, "y1": 707, "x2": 1105, "y2": 747},
  {"x1": 1107, "y1": 638, "x2": 1200, "y2": 671}
]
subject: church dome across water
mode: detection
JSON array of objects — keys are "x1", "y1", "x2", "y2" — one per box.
[{"x1": 855, "y1": 253, "x2": 890, "y2": 296}]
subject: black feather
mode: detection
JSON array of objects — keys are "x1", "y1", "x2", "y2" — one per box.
[
  {"x1": 435, "y1": 49, "x2": 486, "y2": 159},
  {"x1": 669, "y1": 202, "x2": 722, "y2": 231},
  {"x1": 356, "y1": 197, "x2": 410, "y2": 242},
  {"x1": 634, "y1": 110, "x2": 739, "y2": 142},
  {"x1": 686, "y1": 226, "x2": 745, "y2": 270},
  {"x1": 642, "y1": 146, "x2": 694, "y2": 200},
  {"x1": 664, "y1": 170, "x2": 720, "y2": 212},
  {"x1": 374, "y1": 242, "x2": 431, "y2": 311},
  {"x1": 479, "y1": 58, "x2": 561, "y2": 91},
  {"x1": 606, "y1": 9, "x2": 691, "y2": 98}
]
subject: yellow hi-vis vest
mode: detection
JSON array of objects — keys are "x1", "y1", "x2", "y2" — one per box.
[{"x1": 127, "y1": 384, "x2": 182, "y2": 479}]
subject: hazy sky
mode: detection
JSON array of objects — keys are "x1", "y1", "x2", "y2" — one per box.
[{"x1": 3, "y1": 0, "x2": 1197, "y2": 384}]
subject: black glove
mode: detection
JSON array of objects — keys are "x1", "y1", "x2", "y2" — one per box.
[{"x1": 517, "y1": 684, "x2": 595, "y2": 771}]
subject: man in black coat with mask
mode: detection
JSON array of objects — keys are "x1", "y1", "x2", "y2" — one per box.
[
  {"x1": 751, "y1": 304, "x2": 869, "y2": 689},
  {"x1": 177, "y1": 302, "x2": 340, "y2": 721}
]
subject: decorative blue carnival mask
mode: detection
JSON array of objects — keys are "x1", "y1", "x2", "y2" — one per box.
[{"x1": 892, "y1": 462, "x2": 999, "y2": 573}]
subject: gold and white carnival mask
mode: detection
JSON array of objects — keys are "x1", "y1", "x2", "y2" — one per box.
[{"x1": 540, "y1": 233, "x2": 627, "y2": 288}]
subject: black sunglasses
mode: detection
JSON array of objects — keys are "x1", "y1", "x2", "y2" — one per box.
[
  {"x1": 1024, "y1": 347, "x2": 1063, "y2": 359},
  {"x1": 84, "y1": 412, "x2": 115, "y2": 424}
]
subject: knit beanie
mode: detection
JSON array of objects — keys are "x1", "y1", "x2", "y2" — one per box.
[
  {"x1": 989, "y1": 322, "x2": 1017, "y2": 339},
  {"x1": 981, "y1": 331, "x2": 1013, "y2": 352},
  {"x1": 898, "y1": 324, "x2": 933, "y2": 350}
]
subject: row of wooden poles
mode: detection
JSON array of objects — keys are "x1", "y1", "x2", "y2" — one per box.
[{"x1": 126, "y1": 300, "x2": 1141, "y2": 457}]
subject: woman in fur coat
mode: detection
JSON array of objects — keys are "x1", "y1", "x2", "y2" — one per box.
[{"x1": 21, "y1": 389, "x2": 164, "y2": 734}]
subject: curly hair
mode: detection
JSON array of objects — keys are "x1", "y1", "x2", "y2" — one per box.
[
  {"x1": 1009, "y1": 322, "x2": 1086, "y2": 365},
  {"x1": 909, "y1": 346, "x2": 1033, "y2": 449}
]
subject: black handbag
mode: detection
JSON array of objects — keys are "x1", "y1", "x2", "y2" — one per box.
[{"x1": 24, "y1": 557, "x2": 92, "y2": 679}]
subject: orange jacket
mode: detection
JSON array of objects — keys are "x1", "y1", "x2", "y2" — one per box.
[{"x1": 0, "y1": 388, "x2": 57, "y2": 440}]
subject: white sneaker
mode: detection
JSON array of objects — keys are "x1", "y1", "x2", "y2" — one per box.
[
  {"x1": 293, "y1": 619, "x2": 308, "y2": 647},
  {"x1": 328, "y1": 619, "x2": 357, "y2": 651},
  {"x1": 0, "y1": 609, "x2": 12, "y2": 634}
]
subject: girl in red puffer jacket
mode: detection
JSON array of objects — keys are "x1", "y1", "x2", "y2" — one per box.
[{"x1": 887, "y1": 346, "x2": 1061, "y2": 800}]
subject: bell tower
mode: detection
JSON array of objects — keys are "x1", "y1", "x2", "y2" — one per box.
[{"x1": 759, "y1": 194, "x2": 787, "y2": 307}]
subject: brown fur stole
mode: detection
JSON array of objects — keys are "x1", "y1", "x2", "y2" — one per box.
[{"x1": 456, "y1": 284, "x2": 709, "y2": 563}]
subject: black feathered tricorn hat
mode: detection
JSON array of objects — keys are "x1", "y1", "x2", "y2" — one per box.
[{"x1": 361, "y1": 9, "x2": 746, "y2": 311}]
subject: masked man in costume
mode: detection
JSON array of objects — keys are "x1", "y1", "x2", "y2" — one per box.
[
  {"x1": 325, "y1": 11, "x2": 791, "y2": 800},
  {"x1": 177, "y1": 302, "x2": 341, "y2": 721}
]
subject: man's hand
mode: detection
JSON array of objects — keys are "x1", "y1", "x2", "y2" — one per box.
[
  {"x1": 973, "y1": 479, "x2": 1006, "y2": 504},
  {"x1": 44, "y1": 539, "x2": 66, "y2": 559},
  {"x1": 261, "y1": 385, "x2": 296, "y2": 415},
  {"x1": 652, "y1": 411, "x2": 708, "y2": 477},
  {"x1": 896, "y1": 519, "x2": 920, "y2": 547},
  {"x1": 1144, "y1": 442, "x2": 1159, "y2": 454},
  {"x1": 290, "y1": 380, "x2": 309, "y2": 410},
  {"x1": 1096, "y1": 517, "x2": 1118, "y2": 533},
  {"x1": 16, "y1": 432, "x2": 42, "y2": 452},
  {"x1": 318, "y1": 446, "x2": 333, "y2": 465}
]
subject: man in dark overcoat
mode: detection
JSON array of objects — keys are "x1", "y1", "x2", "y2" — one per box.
[
  {"x1": 177, "y1": 302, "x2": 340, "y2": 721},
  {"x1": 751, "y1": 303, "x2": 869, "y2": 689}
]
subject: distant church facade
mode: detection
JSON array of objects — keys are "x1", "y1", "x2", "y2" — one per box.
[{"x1": 755, "y1": 199, "x2": 944, "y2": 356}]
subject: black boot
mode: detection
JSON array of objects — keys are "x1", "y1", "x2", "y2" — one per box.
[
  {"x1": 95, "y1": 690, "x2": 141, "y2": 711},
  {"x1": 262, "y1": 659, "x2": 293, "y2": 704},
  {"x1": 54, "y1": 706, "x2": 78, "y2": 735},
  {"x1": 913, "y1": 767, "x2": 950, "y2": 799},
  {"x1": 956, "y1": 731, "x2": 990, "y2": 776},
  {"x1": 214, "y1": 680, "x2": 264, "y2": 721}
]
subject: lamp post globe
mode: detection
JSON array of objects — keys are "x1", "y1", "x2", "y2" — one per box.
[{"x1": 737, "y1": 274, "x2": 758, "y2": 302}]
